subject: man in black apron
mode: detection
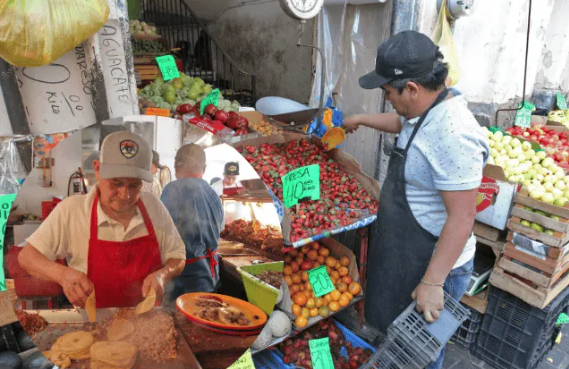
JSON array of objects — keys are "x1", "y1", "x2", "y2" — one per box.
[{"x1": 343, "y1": 31, "x2": 489, "y2": 369}]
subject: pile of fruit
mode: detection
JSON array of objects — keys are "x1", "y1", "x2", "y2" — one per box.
[
  {"x1": 132, "y1": 39, "x2": 167, "y2": 54},
  {"x1": 237, "y1": 140, "x2": 379, "y2": 242},
  {"x1": 199, "y1": 104, "x2": 250, "y2": 136},
  {"x1": 519, "y1": 206, "x2": 562, "y2": 235},
  {"x1": 284, "y1": 242, "x2": 361, "y2": 328},
  {"x1": 248, "y1": 118, "x2": 282, "y2": 136},
  {"x1": 130, "y1": 20, "x2": 159, "y2": 38},
  {"x1": 278, "y1": 319, "x2": 373, "y2": 369},
  {"x1": 507, "y1": 125, "x2": 569, "y2": 171},
  {"x1": 138, "y1": 73, "x2": 241, "y2": 113},
  {"x1": 484, "y1": 128, "x2": 569, "y2": 205}
]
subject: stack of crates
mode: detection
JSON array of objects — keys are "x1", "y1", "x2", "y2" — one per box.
[
  {"x1": 362, "y1": 294, "x2": 469, "y2": 369},
  {"x1": 473, "y1": 286, "x2": 569, "y2": 369},
  {"x1": 451, "y1": 304, "x2": 483, "y2": 350}
]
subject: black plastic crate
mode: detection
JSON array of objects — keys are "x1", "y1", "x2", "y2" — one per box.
[
  {"x1": 474, "y1": 286, "x2": 569, "y2": 369},
  {"x1": 451, "y1": 304, "x2": 483, "y2": 350},
  {"x1": 361, "y1": 337, "x2": 425, "y2": 369}
]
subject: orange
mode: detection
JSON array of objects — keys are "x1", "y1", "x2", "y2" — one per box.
[
  {"x1": 284, "y1": 255, "x2": 292, "y2": 264},
  {"x1": 342, "y1": 276, "x2": 353, "y2": 285},
  {"x1": 306, "y1": 298, "x2": 316, "y2": 309},
  {"x1": 289, "y1": 249, "x2": 298, "y2": 258},
  {"x1": 318, "y1": 306, "x2": 330, "y2": 318},
  {"x1": 325, "y1": 257, "x2": 337, "y2": 267},
  {"x1": 345, "y1": 292, "x2": 354, "y2": 301},
  {"x1": 330, "y1": 277, "x2": 337, "y2": 286},
  {"x1": 290, "y1": 261, "x2": 300, "y2": 273},
  {"x1": 329, "y1": 301, "x2": 340, "y2": 312},
  {"x1": 293, "y1": 292, "x2": 307, "y2": 306},
  {"x1": 301, "y1": 308, "x2": 310, "y2": 319},
  {"x1": 339, "y1": 266, "x2": 349, "y2": 277},
  {"x1": 301, "y1": 245, "x2": 311, "y2": 254},
  {"x1": 334, "y1": 261, "x2": 342, "y2": 270},
  {"x1": 310, "y1": 242, "x2": 320, "y2": 250},
  {"x1": 331, "y1": 271, "x2": 340, "y2": 280},
  {"x1": 317, "y1": 255, "x2": 326, "y2": 264},
  {"x1": 339, "y1": 295, "x2": 350, "y2": 307},
  {"x1": 313, "y1": 262, "x2": 321, "y2": 268},
  {"x1": 326, "y1": 266, "x2": 332, "y2": 274},
  {"x1": 295, "y1": 316, "x2": 308, "y2": 328},
  {"x1": 301, "y1": 271, "x2": 309, "y2": 282},
  {"x1": 295, "y1": 256, "x2": 304, "y2": 265},
  {"x1": 303, "y1": 290, "x2": 311, "y2": 299},
  {"x1": 340, "y1": 256, "x2": 350, "y2": 267},
  {"x1": 292, "y1": 304, "x2": 302, "y2": 317},
  {"x1": 306, "y1": 250, "x2": 319, "y2": 261},
  {"x1": 309, "y1": 308, "x2": 319, "y2": 317},
  {"x1": 292, "y1": 274, "x2": 302, "y2": 284},
  {"x1": 284, "y1": 276, "x2": 293, "y2": 286},
  {"x1": 283, "y1": 265, "x2": 293, "y2": 276},
  {"x1": 305, "y1": 282, "x2": 313, "y2": 291},
  {"x1": 349, "y1": 282, "x2": 362, "y2": 296},
  {"x1": 318, "y1": 248, "x2": 330, "y2": 257},
  {"x1": 324, "y1": 294, "x2": 332, "y2": 304},
  {"x1": 291, "y1": 284, "x2": 301, "y2": 294},
  {"x1": 336, "y1": 282, "x2": 348, "y2": 293},
  {"x1": 330, "y1": 290, "x2": 341, "y2": 301},
  {"x1": 315, "y1": 297, "x2": 324, "y2": 308},
  {"x1": 299, "y1": 284, "x2": 305, "y2": 292}
]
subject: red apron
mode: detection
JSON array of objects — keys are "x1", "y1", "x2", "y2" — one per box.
[
  {"x1": 87, "y1": 193, "x2": 162, "y2": 308},
  {"x1": 185, "y1": 249, "x2": 218, "y2": 278}
]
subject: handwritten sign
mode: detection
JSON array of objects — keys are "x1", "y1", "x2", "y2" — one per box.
[
  {"x1": 557, "y1": 93, "x2": 568, "y2": 110},
  {"x1": 200, "y1": 89, "x2": 220, "y2": 115},
  {"x1": 98, "y1": 20, "x2": 135, "y2": 119},
  {"x1": 0, "y1": 194, "x2": 17, "y2": 291},
  {"x1": 514, "y1": 101, "x2": 534, "y2": 128},
  {"x1": 0, "y1": 291, "x2": 18, "y2": 326},
  {"x1": 308, "y1": 266, "x2": 335, "y2": 297},
  {"x1": 557, "y1": 313, "x2": 569, "y2": 325},
  {"x1": 145, "y1": 107, "x2": 171, "y2": 117},
  {"x1": 227, "y1": 349, "x2": 255, "y2": 369},
  {"x1": 309, "y1": 338, "x2": 334, "y2": 369},
  {"x1": 156, "y1": 55, "x2": 180, "y2": 81},
  {"x1": 282, "y1": 165, "x2": 320, "y2": 208}
]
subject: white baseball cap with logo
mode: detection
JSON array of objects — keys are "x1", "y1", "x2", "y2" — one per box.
[{"x1": 99, "y1": 131, "x2": 153, "y2": 182}]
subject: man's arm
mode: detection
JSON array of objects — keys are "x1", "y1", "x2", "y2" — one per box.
[
  {"x1": 412, "y1": 188, "x2": 478, "y2": 322},
  {"x1": 342, "y1": 113, "x2": 402, "y2": 134}
]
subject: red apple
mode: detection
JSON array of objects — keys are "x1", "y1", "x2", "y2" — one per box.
[
  {"x1": 204, "y1": 104, "x2": 218, "y2": 116},
  {"x1": 214, "y1": 110, "x2": 230, "y2": 123}
]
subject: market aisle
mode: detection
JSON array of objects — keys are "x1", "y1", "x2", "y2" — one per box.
[{"x1": 442, "y1": 344, "x2": 491, "y2": 369}]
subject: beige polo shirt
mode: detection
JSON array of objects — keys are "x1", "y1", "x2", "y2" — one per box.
[{"x1": 27, "y1": 185, "x2": 186, "y2": 275}]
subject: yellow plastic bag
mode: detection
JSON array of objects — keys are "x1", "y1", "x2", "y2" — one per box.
[
  {"x1": 0, "y1": 0, "x2": 110, "y2": 67},
  {"x1": 431, "y1": 0, "x2": 460, "y2": 86}
]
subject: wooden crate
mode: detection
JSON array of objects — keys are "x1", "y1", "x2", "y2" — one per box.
[
  {"x1": 474, "y1": 221, "x2": 503, "y2": 241},
  {"x1": 508, "y1": 216, "x2": 569, "y2": 247},
  {"x1": 515, "y1": 187, "x2": 569, "y2": 219},
  {"x1": 490, "y1": 263, "x2": 569, "y2": 309},
  {"x1": 507, "y1": 231, "x2": 567, "y2": 259},
  {"x1": 501, "y1": 242, "x2": 569, "y2": 285},
  {"x1": 511, "y1": 203, "x2": 569, "y2": 233},
  {"x1": 461, "y1": 288, "x2": 489, "y2": 314}
]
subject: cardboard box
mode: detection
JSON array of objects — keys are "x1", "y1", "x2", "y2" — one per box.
[{"x1": 476, "y1": 164, "x2": 518, "y2": 231}]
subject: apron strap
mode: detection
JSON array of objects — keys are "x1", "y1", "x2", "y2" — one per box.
[
  {"x1": 185, "y1": 249, "x2": 218, "y2": 278},
  {"x1": 403, "y1": 88, "x2": 450, "y2": 154},
  {"x1": 137, "y1": 199, "x2": 157, "y2": 238},
  {"x1": 90, "y1": 192, "x2": 151, "y2": 239}
]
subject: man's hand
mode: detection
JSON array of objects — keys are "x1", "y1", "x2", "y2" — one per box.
[
  {"x1": 411, "y1": 283, "x2": 444, "y2": 323},
  {"x1": 142, "y1": 272, "x2": 165, "y2": 304},
  {"x1": 61, "y1": 268, "x2": 94, "y2": 308},
  {"x1": 342, "y1": 115, "x2": 360, "y2": 134}
]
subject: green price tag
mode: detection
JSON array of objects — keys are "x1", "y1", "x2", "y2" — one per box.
[
  {"x1": 155, "y1": 55, "x2": 180, "y2": 81},
  {"x1": 0, "y1": 194, "x2": 17, "y2": 291},
  {"x1": 282, "y1": 164, "x2": 320, "y2": 208},
  {"x1": 557, "y1": 93, "x2": 568, "y2": 110},
  {"x1": 308, "y1": 266, "x2": 335, "y2": 297},
  {"x1": 227, "y1": 349, "x2": 255, "y2": 369},
  {"x1": 309, "y1": 338, "x2": 334, "y2": 369},
  {"x1": 200, "y1": 89, "x2": 220, "y2": 115},
  {"x1": 514, "y1": 101, "x2": 534, "y2": 128},
  {"x1": 557, "y1": 312, "x2": 569, "y2": 325}
]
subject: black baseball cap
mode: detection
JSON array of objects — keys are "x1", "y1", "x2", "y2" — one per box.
[
  {"x1": 224, "y1": 162, "x2": 239, "y2": 175},
  {"x1": 152, "y1": 150, "x2": 164, "y2": 170},
  {"x1": 359, "y1": 31, "x2": 439, "y2": 90}
]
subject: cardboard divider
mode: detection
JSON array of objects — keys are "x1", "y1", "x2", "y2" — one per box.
[{"x1": 476, "y1": 164, "x2": 518, "y2": 231}]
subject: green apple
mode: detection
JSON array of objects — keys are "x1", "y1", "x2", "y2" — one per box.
[
  {"x1": 522, "y1": 141, "x2": 533, "y2": 151},
  {"x1": 543, "y1": 193, "x2": 555, "y2": 204},
  {"x1": 530, "y1": 190, "x2": 544, "y2": 200},
  {"x1": 493, "y1": 131, "x2": 504, "y2": 142},
  {"x1": 524, "y1": 206, "x2": 534, "y2": 212},
  {"x1": 545, "y1": 182, "x2": 555, "y2": 192},
  {"x1": 553, "y1": 188, "x2": 564, "y2": 200},
  {"x1": 550, "y1": 214, "x2": 561, "y2": 221},
  {"x1": 518, "y1": 154, "x2": 527, "y2": 163},
  {"x1": 521, "y1": 220, "x2": 531, "y2": 227},
  {"x1": 525, "y1": 150, "x2": 536, "y2": 159},
  {"x1": 556, "y1": 171, "x2": 566, "y2": 180},
  {"x1": 494, "y1": 142, "x2": 504, "y2": 151},
  {"x1": 532, "y1": 156, "x2": 541, "y2": 164},
  {"x1": 556, "y1": 181, "x2": 566, "y2": 191},
  {"x1": 531, "y1": 223, "x2": 544, "y2": 232},
  {"x1": 534, "y1": 210, "x2": 548, "y2": 217},
  {"x1": 545, "y1": 229, "x2": 555, "y2": 236},
  {"x1": 542, "y1": 157, "x2": 555, "y2": 169},
  {"x1": 490, "y1": 148, "x2": 499, "y2": 158},
  {"x1": 511, "y1": 138, "x2": 522, "y2": 148},
  {"x1": 554, "y1": 198, "x2": 568, "y2": 207},
  {"x1": 502, "y1": 136, "x2": 512, "y2": 145},
  {"x1": 528, "y1": 169, "x2": 538, "y2": 178},
  {"x1": 488, "y1": 140, "x2": 495, "y2": 148},
  {"x1": 537, "y1": 151, "x2": 547, "y2": 160}
]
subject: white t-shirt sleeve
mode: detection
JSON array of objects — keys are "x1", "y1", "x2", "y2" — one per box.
[
  {"x1": 154, "y1": 197, "x2": 186, "y2": 263},
  {"x1": 26, "y1": 203, "x2": 69, "y2": 261}
]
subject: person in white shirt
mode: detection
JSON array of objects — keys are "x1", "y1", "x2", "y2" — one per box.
[
  {"x1": 18, "y1": 131, "x2": 186, "y2": 308},
  {"x1": 212, "y1": 162, "x2": 243, "y2": 196},
  {"x1": 141, "y1": 150, "x2": 163, "y2": 198}
]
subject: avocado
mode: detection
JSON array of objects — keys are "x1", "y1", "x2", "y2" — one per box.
[
  {"x1": 22, "y1": 352, "x2": 53, "y2": 369},
  {"x1": 16, "y1": 331, "x2": 34, "y2": 352},
  {"x1": 0, "y1": 352, "x2": 22, "y2": 369}
]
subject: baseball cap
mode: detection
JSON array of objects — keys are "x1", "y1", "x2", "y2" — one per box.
[
  {"x1": 99, "y1": 131, "x2": 153, "y2": 182},
  {"x1": 152, "y1": 150, "x2": 164, "y2": 170},
  {"x1": 359, "y1": 31, "x2": 439, "y2": 90},
  {"x1": 224, "y1": 162, "x2": 239, "y2": 176}
]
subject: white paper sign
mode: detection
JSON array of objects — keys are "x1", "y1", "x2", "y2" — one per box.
[
  {"x1": 98, "y1": 20, "x2": 135, "y2": 119},
  {"x1": 15, "y1": 44, "x2": 97, "y2": 135}
]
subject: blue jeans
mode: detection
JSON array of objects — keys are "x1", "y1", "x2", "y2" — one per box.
[{"x1": 426, "y1": 257, "x2": 474, "y2": 369}]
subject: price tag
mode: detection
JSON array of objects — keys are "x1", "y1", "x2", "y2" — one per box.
[
  {"x1": 282, "y1": 164, "x2": 320, "y2": 208},
  {"x1": 200, "y1": 89, "x2": 221, "y2": 115},
  {"x1": 0, "y1": 291, "x2": 17, "y2": 326},
  {"x1": 309, "y1": 338, "x2": 334, "y2": 369},
  {"x1": 557, "y1": 93, "x2": 568, "y2": 110},
  {"x1": 557, "y1": 312, "x2": 569, "y2": 325},
  {"x1": 514, "y1": 101, "x2": 534, "y2": 128},
  {"x1": 0, "y1": 194, "x2": 17, "y2": 291},
  {"x1": 308, "y1": 266, "x2": 335, "y2": 297},
  {"x1": 227, "y1": 349, "x2": 255, "y2": 369},
  {"x1": 155, "y1": 55, "x2": 180, "y2": 81},
  {"x1": 145, "y1": 107, "x2": 171, "y2": 117}
]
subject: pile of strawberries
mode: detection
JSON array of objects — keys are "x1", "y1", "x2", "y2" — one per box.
[
  {"x1": 278, "y1": 319, "x2": 373, "y2": 369},
  {"x1": 238, "y1": 140, "x2": 379, "y2": 242}
]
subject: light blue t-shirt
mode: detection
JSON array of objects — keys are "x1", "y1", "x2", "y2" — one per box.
[
  {"x1": 396, "y1": 94, "x2": 490, "y2": 269},
  {"x1": 161, "y1": 177, "x2": 224, "y2": 294}
]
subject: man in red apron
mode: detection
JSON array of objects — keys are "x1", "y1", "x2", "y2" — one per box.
[
  {"x1": 19, "y1": 131, "x2": 186, "y2": 308},
  {"x1": 212, "y1": 162, "x2": 242, "y2": 196},
  {"x1": 161, "y1": 144, "x2": 225, "y2": 300}
]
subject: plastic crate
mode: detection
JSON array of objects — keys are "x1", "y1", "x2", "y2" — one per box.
[
  {"x1": 474, "y1": 286, "x2": 569, "y2": 369},
  {"x1": 237, "y1": 262, "x2": 283, "y2": 315},
  {"x1": 361, "y1": 336, "x2": 428, "y2": 369},
  {"x1": 451, "y1": 304, "x2": 483, "y2": 350}
]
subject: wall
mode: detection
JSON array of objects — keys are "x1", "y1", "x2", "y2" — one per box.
[{"x1": 14, "y1": 133, "x2": 83, "y2": 217}]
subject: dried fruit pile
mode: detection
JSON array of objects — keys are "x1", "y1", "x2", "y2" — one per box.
[
  {"x1": 238, "y1": 140, "x2": 379, "y2": 242},
  {"x1": 278, "y1": 319, "x2": 372, "y2": 369},
  {"x1": 284, "y1": 242, "x2": 361, "y2": 328}
]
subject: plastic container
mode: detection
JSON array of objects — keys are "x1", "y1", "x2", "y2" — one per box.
[
  {"x1": 237, "y1": 262, "x2": 283, "y2": 315},
  {"x1": 474, "y1": 286, "x2": 569, "y2": 369},
  {"x1": 361, "y1": 336, "x2": 428, "y2": 369},
  {"x1": 452, "y1": 304, "x2": 483, "y2": 350}
]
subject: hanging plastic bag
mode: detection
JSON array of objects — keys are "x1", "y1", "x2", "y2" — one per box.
[
  {"x1": 431, "y1": 0, "x2": 460, "y2": 86},
  {"x1": 0, "y1": 0, "x2": 110, "y2": 67}
]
